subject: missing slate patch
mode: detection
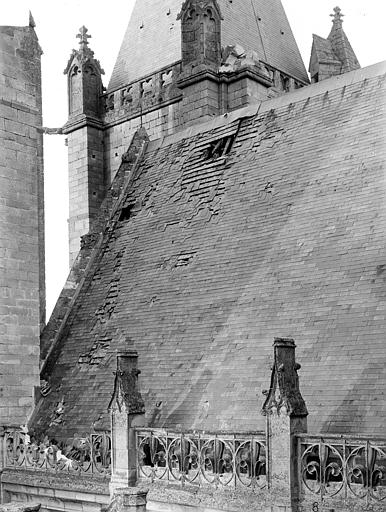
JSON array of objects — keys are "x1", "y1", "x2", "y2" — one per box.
[
  {"x1": 203, "y1": 134, "x2": 236, "y2": 160},
  {"x1": 78, "y1": 336, "x2": 112, "y2": 365},
  {"x1": 119, "y1": 204, "x2": 134, "y2": 221},
  {"x1": 175, "y1": 252, "x2": 197, "y2": 267}
]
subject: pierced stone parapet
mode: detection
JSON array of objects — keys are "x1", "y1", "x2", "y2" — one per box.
[
  {"x1": 299, "y1": 434, "x2": 386, "y2": 504},
  {"x1": 3, "y1": 427, "x2": 111, "y2": 476},
  {"x1": 136, "y1": 428, "x2": 266, "y2": 489},
  {"x1": 102, "y1": 63, "x2": 182, "y2": 127}
]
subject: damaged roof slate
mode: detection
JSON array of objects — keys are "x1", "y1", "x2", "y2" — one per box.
[{"x1": 34, "y1": 63, "x2": 386, "y2": 439}]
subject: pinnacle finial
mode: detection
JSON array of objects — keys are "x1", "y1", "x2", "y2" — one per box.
[
  {"x1": 76, "y1": 26, "x2": 91, "y2": 47},
  {"x1": 330, "y1": 6, "x2": 344, "y2": 23},
  {"x1": 29, "y1": 11, "x2": 36, "y2": 28}
]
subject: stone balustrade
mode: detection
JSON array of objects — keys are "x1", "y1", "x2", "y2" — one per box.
[
  {"x1": 3, "y1": 428, "x2": 111, "y2": 477},
  {"x1": 298, "y1": 434, "x2": 386, "y2": 506},
  {"x1": 136, "y1": 428, "x2": 267, "y2": 489}
]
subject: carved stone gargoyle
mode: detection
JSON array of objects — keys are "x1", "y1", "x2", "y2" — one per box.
[
  {"x1": 108, "y1": 351, "x2": 145, "y2": 415},
  {"x1": 262, "y1": 338, "x2": 308, "y2": 418}
]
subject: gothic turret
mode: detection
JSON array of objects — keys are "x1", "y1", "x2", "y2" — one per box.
[
  {"x1": 63, "y1": 27, "x2": 105, "y2": 265},
  {"x1": 309, "y1": 7, "x2": 360, "y2": 83},
  {"x1": 64, "y1": 26, "x2": 104, "y2": 121},
  {"x1": 176, "y1": 0, "x2": 224, "y2": 124}
]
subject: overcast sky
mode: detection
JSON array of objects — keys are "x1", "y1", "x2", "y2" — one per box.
[{"x1": 2, "y1": 0, "x2": 385, "y2": 315}]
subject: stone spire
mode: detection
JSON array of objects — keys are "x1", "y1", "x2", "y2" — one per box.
[
  {"x1": 327, "y1": 6, "x2": 360, "y2": 74},
  {"x1": 108, "y1": 0, "x2": 308, "y2": 91},
  {"x1": 29, "y1": 11, "x2": 36, "y2": 28},
  {"x1": 309, "y1": 6, "x2": 360, "y2": 82}
]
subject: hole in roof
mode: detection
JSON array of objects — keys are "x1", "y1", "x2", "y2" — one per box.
[
  {"x1": 119, "y1": 204, "x2": 134, "y2": 222},
  {"x1": 203, "y1": 134, "x2": 236, "y2": 160}
]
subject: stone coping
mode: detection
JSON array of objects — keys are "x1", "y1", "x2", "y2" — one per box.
[
  {"x1": 1, "y1": 468, "x2": 109, "y2": 494},
  {"x1": 0, "y1": 505, "x2": 41, "y2": 512}
]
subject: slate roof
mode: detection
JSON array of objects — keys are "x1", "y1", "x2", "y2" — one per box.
[
  {"x1": 311, "y1": 34, "x2": 340, "y2": 64},
  {"x1": 34, "y1": 62, "x2": 386, "y2": 439},
  {"x1": 108, "y1": 0, "x2": 309, "y2": 91}
]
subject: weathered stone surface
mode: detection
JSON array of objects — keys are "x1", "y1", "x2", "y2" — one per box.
[
  {"x1": 107, "y1": 488, "x2": 148, "y2": 512},
  {"x1": 109, "y1": 352, "x2": 146, "y2": 492},
  {"x1": 262, "y1": 338, "x2": 308, "y2": 418},
  {"x1": 1, "y1": 469, "x2": 109, "y2": 512},
  {"x1": 0, "y1": 503, "x2": 40, "y2": 512},
  {"x1": 108, "y1": 352, "x2": 145, "y2": 415},
  {"x1": 0, "y1": 23, "x2": 44, "y2": 426},
  {"x1": 1, "y1": 468, "x2": 109, "y2": 492}
]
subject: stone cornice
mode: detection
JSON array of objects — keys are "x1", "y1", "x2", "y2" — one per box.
[
  {"x1": 62, "y1": 114, "x2": 103, "y2": 134},
  {"x1": 177, "y1": 66, "x2": 273, "y2": 89}
]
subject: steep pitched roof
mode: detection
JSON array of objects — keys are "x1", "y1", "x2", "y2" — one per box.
[
  {"x1": 108, "y1": 0, "x2": 308, "y2": 91},
  {"x1": 311, "y1": 34, "x2": 340, "y2": 64},
  {"x1": 34, "y1": 62, "x2": 386, "y2": 439}
]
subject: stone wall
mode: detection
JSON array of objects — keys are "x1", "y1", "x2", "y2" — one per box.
[
  {"x1": 67, "y1": 125, "x2": 104, "y2": 265},
  {"x1": 0, "y1": 24, "x2": 44, "y2": 426},
  {"x1": 104, "y1": 102, "x2": 180, "y2": 184}
]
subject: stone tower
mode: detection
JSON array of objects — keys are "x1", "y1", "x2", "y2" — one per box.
[
  {"x1": 0, "y1": 14, "x2": 45, "y2": 426},
  {"x1": 63, "y1": 27, "x2": 105, "y2": 266}
]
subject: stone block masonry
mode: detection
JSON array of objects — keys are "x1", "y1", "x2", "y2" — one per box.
[
  {"x1": 0, "y1": 23, "x2": 45, "y2": 427},
  {"x1": 67, "y1": 126, "x2": 104, "y2": 266}
]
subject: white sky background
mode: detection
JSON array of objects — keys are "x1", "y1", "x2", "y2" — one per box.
[{"x1": 1, "y1": 0, "x2": 386, "y2": 316}]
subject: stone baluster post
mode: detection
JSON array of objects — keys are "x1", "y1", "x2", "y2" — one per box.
[
  {"x1": 108, "y1": 351, "x2": 148, "y2": 511},
  {"x1": 0, "y1": 426, "x2": 4, "y2": 503},
  {"x1": 262, "y1": 338, "x2": 308, "y2": 512}
]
